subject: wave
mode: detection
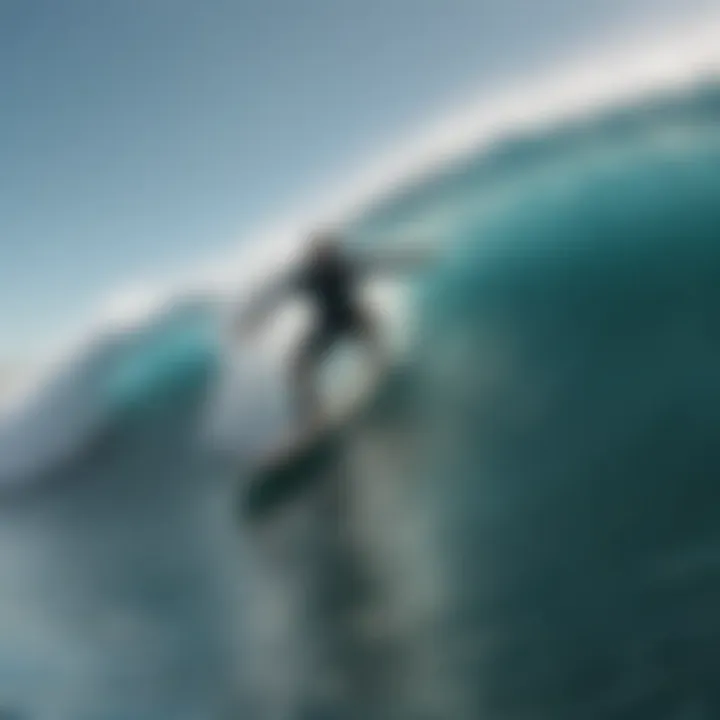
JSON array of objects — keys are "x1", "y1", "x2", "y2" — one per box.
[
  {"x1": 2, "y1": 18, "x2": 719, "y2": 485},
  {"x1": 236, "y1": 77, "x2": 720, "y2": 716},
  {"x1": 1, "y1": 22, "x2": 720, "y2": 718}
]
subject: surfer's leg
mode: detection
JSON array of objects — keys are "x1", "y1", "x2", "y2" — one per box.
[
  {"x1": 352, "y1": 308, "x2": 384, "y2": 374},
  {"x1": 290, "y1": 325, "x2": 334, "y2": 422}
]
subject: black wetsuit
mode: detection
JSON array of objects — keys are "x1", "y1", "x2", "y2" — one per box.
[{"x1": 296, "y1": 252, "x2": 366, "y2": 362}]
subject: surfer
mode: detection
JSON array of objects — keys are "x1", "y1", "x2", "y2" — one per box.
[{"x1": 239, "y1": 230, "x2": 432, "y2": 423}]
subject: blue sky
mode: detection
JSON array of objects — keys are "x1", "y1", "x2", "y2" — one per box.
[{"x1": 0, "y1": 0, "x2": 711, "y2": 358}]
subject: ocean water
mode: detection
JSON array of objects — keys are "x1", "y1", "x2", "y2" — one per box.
[{"x1": 0, "y1": 78, "x2": 719, "y2": 719}]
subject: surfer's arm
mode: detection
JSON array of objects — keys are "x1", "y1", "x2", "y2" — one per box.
[
  {"x1": 353, "y1": 244, "x2": 438, "y2": 277},
  {"x1": 236, "y1": 269, "x2": 301, "y2": 335}
]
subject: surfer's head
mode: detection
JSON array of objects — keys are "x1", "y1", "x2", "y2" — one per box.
[{"x1": 308, "y1": 229, "x2": 342, "y2": 262}]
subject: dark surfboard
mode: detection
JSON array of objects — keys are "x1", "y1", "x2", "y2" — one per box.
[
  {"x1": 240, "y1": 418, "x2": 344, "y2": 521},
  {"x1": 238, "y1": 361, "x2": 390, "y2": 523}
]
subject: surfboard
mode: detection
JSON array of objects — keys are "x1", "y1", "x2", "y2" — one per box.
[{"x1": 239, "y1": 354, "x2": 387, "y2": 521}]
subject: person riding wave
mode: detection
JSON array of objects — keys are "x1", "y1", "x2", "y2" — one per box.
[{"x1": 239, "y1": 230, "x2": 433, "y2": 423}]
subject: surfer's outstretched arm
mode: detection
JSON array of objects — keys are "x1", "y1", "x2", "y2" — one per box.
[
  {"x1": 236, "y1": 268, "x2": 300, "y2": 336},
  {"x1": 354, "y1": 243, "x2": 438, "y2": 277}
]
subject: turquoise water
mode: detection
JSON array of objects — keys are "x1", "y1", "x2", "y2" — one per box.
[
  {"x1": 409, "y1": 82, "x2": 720, "y2": 718},
  {"x1": 103, "y1": 301, "x2": 220, "y2": 416},
  {"x1": 0, "y1": 80, "x2": 719, "y2": 718}
]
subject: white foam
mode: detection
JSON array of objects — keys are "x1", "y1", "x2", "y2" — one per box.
[{"x1": 0, "y1": 337, "x2": 119, "y2": 486}]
